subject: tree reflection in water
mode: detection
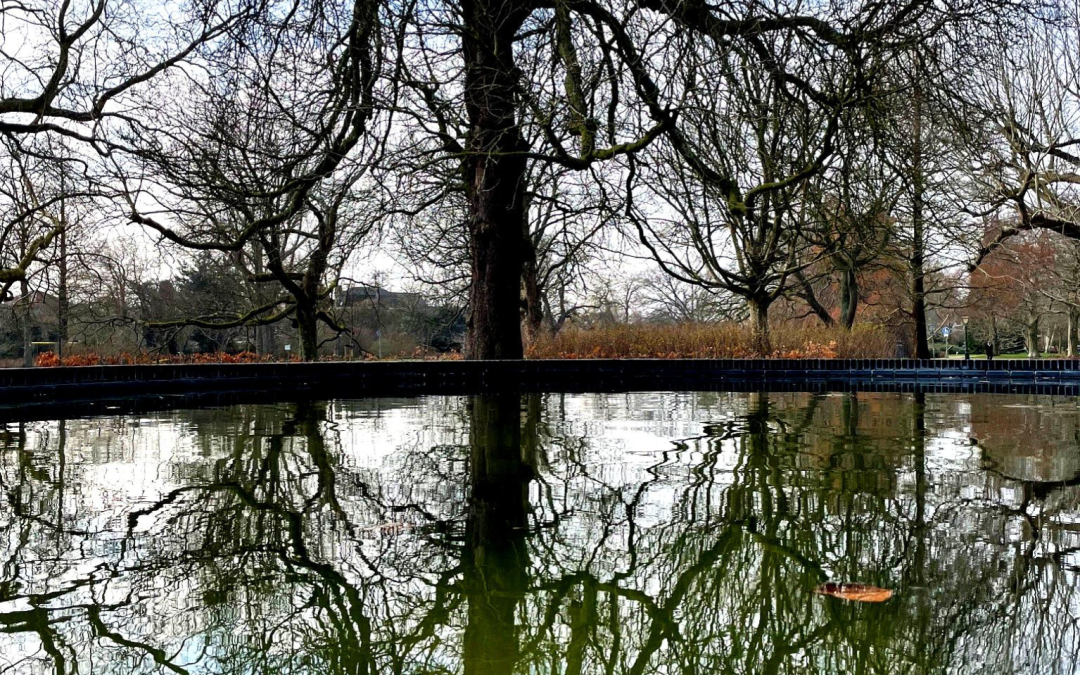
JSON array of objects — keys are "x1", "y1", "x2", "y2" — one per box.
[{"x1": 2, "y1": 392, "x2": 1080, "y2": 673}]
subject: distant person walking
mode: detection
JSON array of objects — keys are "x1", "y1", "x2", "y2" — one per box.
[{"x1": 985, "y1": 341, "x2": 995, "y2": 361}]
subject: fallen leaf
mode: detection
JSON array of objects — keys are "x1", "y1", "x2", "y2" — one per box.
[
  {"x1": 814, "y1": 582, "x2": 893, "y2": 603},
  {"x1": 358, "y1": 522, "x2": 414, "y2": 539}
]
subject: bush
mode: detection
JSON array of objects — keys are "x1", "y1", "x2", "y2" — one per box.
[{"x1": 525, "y1": 322, "x2": 896, "y2": 359}]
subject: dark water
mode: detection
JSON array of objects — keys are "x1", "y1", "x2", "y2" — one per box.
[{"x1": 2, "y1": 392, "x2": 1080, "y2": 674}]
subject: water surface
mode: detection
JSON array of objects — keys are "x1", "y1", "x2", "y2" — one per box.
[{"x1": 2, "y1": 392, "x2": 1079, "y2": 674}]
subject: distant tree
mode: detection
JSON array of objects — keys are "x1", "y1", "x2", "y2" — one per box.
[
  {"x1": 638, "y1": 271, "x2": 745, "y2": 325},
  {"x1": 969, "y1": 230, "x2": 1059, "y2": 357},
  {"x1": 124, "y1": 0, "x2": 388, "y2": 361},
  {"x1": 796, "y1": 122, "x2": 899, "y2": 329},
  {"x1": 967, "y1": 12, "x2": 1080, "y2": 267}
]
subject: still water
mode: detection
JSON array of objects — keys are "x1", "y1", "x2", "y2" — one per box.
[{"x1": 1, "y1": 391, "x2": 1080, "y2": 674}]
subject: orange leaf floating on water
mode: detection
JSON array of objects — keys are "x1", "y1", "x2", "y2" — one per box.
[
  {"x1": 814, "y1": 582, "x2": 893, "y2": 603},
  {"x1": 358, "y1": 521, "x2": 414, "y2": 539}
]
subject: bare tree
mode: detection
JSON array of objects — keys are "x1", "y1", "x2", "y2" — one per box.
[
  {"x1": 635, "y1": 270, "x2": 745, "y2": 324},
  {"x1": 121, "y1": 0, "x2": 389, "y2": 361},
  {"x1": 967, "y1": 11, "x2": 1080, "y2": 260},
  {"x1": 627, "y1": 12, "x2": 859, "y2": 353},
  {"x1": 628, "y1": 0, "x2": 1031, "y2": 354},
  {"x1": 0, "y1": 0, "x2": 255, "y2": 141}
]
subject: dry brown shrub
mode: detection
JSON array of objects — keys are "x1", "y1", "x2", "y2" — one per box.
[{"x1": 525, "y1": 322, "x2": 895, "y2": 359}]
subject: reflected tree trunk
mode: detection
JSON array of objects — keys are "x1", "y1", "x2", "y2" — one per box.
[
  {"x1": 56, "y1": 420, "x2": 66, "y2": 534},
  {"x1": 911, "y1": 393, "x2": 927, "y2": 578},
  {"x1": 840, "y1": 392, "x2": 859, "y2": 438},
  {"x1": 907, "y1": 392, "x2": 931, "y2": 669},
  {"x1": 728, "y1": 392, "x2": 775, "y2": 521},
  {"x1": 463, "y1": 394, "x2": 532, "y2": 675}
]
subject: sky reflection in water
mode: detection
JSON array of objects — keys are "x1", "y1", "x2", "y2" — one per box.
[{"x1": 1, "y1": 391, "x2": 1080, "y2": 674}]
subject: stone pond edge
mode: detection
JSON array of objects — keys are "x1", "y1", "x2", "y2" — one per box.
[{"x1": 2, "y1": 358, "x2": 1080, "y2": 404}]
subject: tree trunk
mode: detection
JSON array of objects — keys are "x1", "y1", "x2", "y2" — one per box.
[
  {"x1": 461, "y1": 0, "x2": 528, "y2": 360},
  {"x1": 250, "y1": 243, "x2": 276, "y2": 355},
  {"x1": 521, "y1": 251, "x2": 545, "y2": 347},
  {"x1": 910, "y1": 229, "x2": 929, "y2": 358},
  {"x1": 1068, "y1": 307, "x2": 1078, "y2": 358},
  {"x1": 20, "y1": 279, "x2": 32, "y2": 367},
  {"x1": 746, "y1": 296, "x2": 771, "y2": 356},
  {"x1": 910, "y1": 84, "x2": 930, "y2": 360},
  {"x1": 839, "y1": 268, "x2": 859, "y2": 329},
  {"x1": 795, "y1": 270, "x2": 833, "y2": 327},
  {"x1": 990, "y1": 314, "x2": 999, "y2": 356},
  {"x1": 296, "y1": 300, "x2": 319, "y2": 362},
  {"x1": 1026, "y1": 315, "x2": 1040, "y2": 358},
  {"x1": 256, "y1": 324, "x2": 275, "y2": 355},
  {"x1": 57, "y1": 215, "x2": 67, "y2": 359}
]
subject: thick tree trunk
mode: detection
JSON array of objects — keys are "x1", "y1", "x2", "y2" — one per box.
[
  {"x1": 910, "y1": 232, "x2": 929, "y2": 357},
  {"x1": 296, "y1": 301, "x2": 319, "y2": 362},
  {"x1": 839, "y1": 268, "x2": 859, "y2": 329},
  {"x1": 746, "y1": 296, "x2": 771, "y2": 356},
  {"x1": 1026, "y1": 315, "x2": 1040, "y2": 358},
  {"x1": 461, "y1": 0, "x2": 528, "y2": 360}
]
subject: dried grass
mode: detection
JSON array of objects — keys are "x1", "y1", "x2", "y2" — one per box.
[{"x1": 525, "y1": 322, "x2": 896, "y2": 360}]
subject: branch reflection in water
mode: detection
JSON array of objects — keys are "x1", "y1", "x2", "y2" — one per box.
[{"x1": 1, "y1": 391, "x2": 1080, "y2": 673}]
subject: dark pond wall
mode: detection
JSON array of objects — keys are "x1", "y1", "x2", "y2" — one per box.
[{"x1": 4, "y1": 359, "x2": 1080, "y2": 408}]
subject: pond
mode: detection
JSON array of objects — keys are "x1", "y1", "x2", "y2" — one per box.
[{"x1": 1, "y1": 391, "x2": 1079, "y2": 674}]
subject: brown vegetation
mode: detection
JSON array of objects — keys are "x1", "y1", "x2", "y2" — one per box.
[
  {"x1": 29, "y1": 324, "x2": 896, "y2": 365},
  {"x1": 525, "y1": 323, "x2": 896, "y2": 360},
  {"x1": 31, "y1": 347, "x2": 465, "y2": 367},
  {"x1": 35, "y1": 351, "x2": 286, "y2": 367}
]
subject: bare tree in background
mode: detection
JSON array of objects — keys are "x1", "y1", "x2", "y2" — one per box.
[
  {"x1": 396, "y1": 0, "x2": 675, "y2": 358},
  {"x1": 968, "y1": 10, "x2": 1080, "y2": 258},
  {"x1": 0, "y1": 134, "x2": 104, "y2": 363},
  {"x1": 795, "y1": 118, "x2": 899, "y2": 329},
  {"x1": 121, "y1": 0, "x2": 389, "y2": 361},
  {"x1": 627, "y1": 12, "x2": 858, "y2": 353},
  {"x1": 627, "y1": 0, "x2": 1032, "y2": 355},
  {"x1": 636, "y1": 270, "x2": 745, "y2": 324}
]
